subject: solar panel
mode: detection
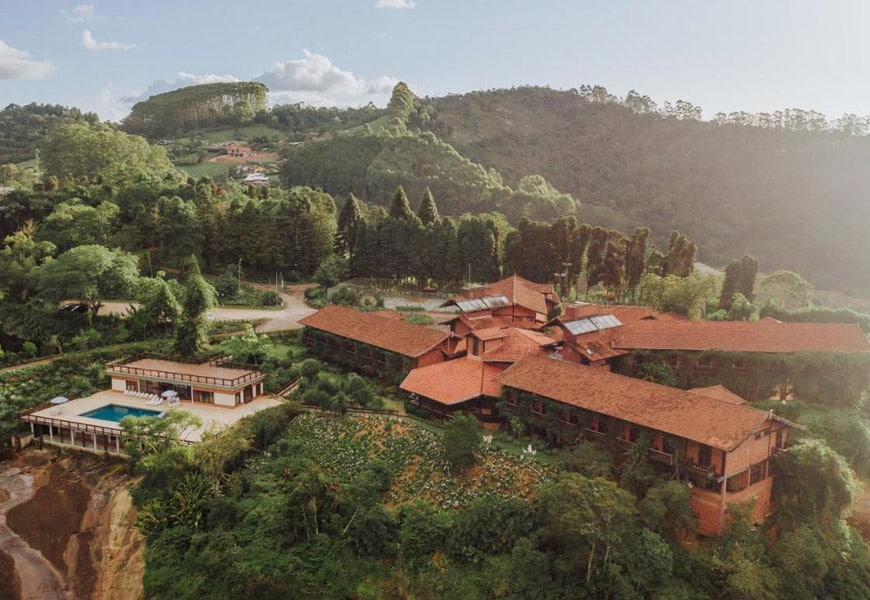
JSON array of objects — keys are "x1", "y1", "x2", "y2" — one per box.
[
  {"x1": 565, "y1": 319, "x2": 598, "y2": 335},
  {"x1": 565, "y1": 314, "x2": 623, "y2": 335},
  {"x1": 456, "y1": 295, "x2": 510, "y2": 312},
  {"x1": 481, "y1": 295, "x2": 510, "y2": 308},
  {"x1": 589, "y1": 315, "x2": 623, "y2": 330},
  {"x1": 456, "y1": 299, "x2": 487, "y2": 312}
]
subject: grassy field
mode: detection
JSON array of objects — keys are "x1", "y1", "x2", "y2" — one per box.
[{"x1": 179, "y1": 161, "x2": 234, "y2": 178}]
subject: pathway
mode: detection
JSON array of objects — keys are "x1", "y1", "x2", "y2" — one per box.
[{"x1": 0, "y1": 463, "x2": 72, "y2": 600}]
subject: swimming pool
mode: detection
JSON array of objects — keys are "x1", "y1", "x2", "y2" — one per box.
[{"x1": 80, "y1": 404, "x2": 163, "y2": 422}]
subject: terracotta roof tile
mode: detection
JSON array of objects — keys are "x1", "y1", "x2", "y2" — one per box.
[
  {"x1": 453, "y1": 275, "x2": 556, "y2": 316},
  {"x1": 483, "y1": 328, "x2": 558, "y2": 363},
  {"x1": 569, "y1": 331, "x2": 630, "y2": 361},
  {"x1": 495, "y1": 354, "x2": 772, "y2": 450},
  {"x1": 473, "y1": 327, "x2": 510, "y2": 341},
  {"x1": 689, "y1": 385, "x2": 747, "y2": 405},
  {"x1": 614, "y1": 320, "x2": 870, "y2": 353},
  {"x1": 299, "y1": 304, "x2": 448, "y2": 358},
  {"x1": 401, "y1": 359, "x2": 504, "y2": 405},
  {"x1": 563, "y1": 303, "x2": 658, "y2": 323}
]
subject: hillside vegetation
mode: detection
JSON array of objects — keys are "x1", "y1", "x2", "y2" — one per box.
[
  {"x1": 122, "y1": 82, "x2": 268, "y2": 139},
  {"x1": 420, "y1": 87, "x2": 870, "y2": 292},
  {"x1": 0, "y1": 103, "x2": 99, "y2": 165}
]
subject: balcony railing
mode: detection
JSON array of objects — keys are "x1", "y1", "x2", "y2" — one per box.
[
  {"x1": 687, "y1": 462, "x2": 715, "y2": 478},
  {"x1": 616, "y1": 437, "x2": 636, "y2": 450},
  {"x1": 584, "y1": 428, "x2": 606, "y2": 441},
  {"x1": 648, "y1": 447, "x2": 675, "y2": 466}
]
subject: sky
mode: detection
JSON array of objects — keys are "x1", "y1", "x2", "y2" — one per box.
[{"x1": 2, "y1": 0, "x2": 869, "y2": 123}]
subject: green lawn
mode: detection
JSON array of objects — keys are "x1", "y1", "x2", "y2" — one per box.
[
  {"x1": 264, "y1": 342, "x2": 306, "y2": 360},
  {"x1": 180, "y1": 161, "x2": 234, "y2": 178}
]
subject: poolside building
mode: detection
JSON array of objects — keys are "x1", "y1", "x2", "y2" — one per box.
[{"x1": 20, "y1": 356, "x2": 276, "y2": 456}]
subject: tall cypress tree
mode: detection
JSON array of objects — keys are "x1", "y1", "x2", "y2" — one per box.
[
  {"x1": 417, "y1": 186, "x2": 439, "y2": 225},
  {"x1": 174, "y1": 255, "x2": 217, "y2": 355},
  {"x1": 388, "y1": 185, "x2": 413, "y2": 220},
  {"x1": 335, "y1": 192, "x2": 362, "y2": 258}
]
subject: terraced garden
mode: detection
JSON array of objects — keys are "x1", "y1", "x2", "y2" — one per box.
[{"x1": 282, "y1": 412, "x2": 555, "y2": 510}]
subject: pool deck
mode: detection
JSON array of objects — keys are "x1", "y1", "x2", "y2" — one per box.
[{"x1": 27, "y1": 389, "x2": 284, "y2": 443}]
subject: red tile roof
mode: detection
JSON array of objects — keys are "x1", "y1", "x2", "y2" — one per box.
[
  {"x1": 689, "y1": 385, "x2": 747, "y2": 405},
  {"x1": 401, "y1": 359, "x2": 504, "y2": 405},
  {"x1": 482, "y1": 328, "x2": 558, "y2": 363},
  {"x1": 455, "y1": 275, "x2": 557, "y2": 317},
  {"x1": 562, "y1": 303, "x2": 658, "y2": 323},
  {"x1": 614, "y1": 320, "x2": 870, "y2": 353},
  {"x1": 453, "y1": 314, "x2": 508, "y2": 331},
  {"x1": 495, "y1": 354, "x2": 773, "y2": 450},
  {"x1": 299, "y1": 304, "x2": 449, "y2": 358},
  {"x1": 568, "y1": 331, "x2": 630, "y2": 362}
]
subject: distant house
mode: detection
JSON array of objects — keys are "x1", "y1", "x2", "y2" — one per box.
[
  {"x1": 224, "y1": 143, "x2": 252, "y2": 157},
  {"x1": 299, "y1": 304, "x2": 451, "y2": 383},
  {"x1": 496, "y1": 353, "x2": 802, "y2": 535},
  {"x1": 243, "y1": 173, "x2": 270, "y2": 185}
]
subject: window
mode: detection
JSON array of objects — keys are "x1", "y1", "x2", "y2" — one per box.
[
  {"x1": 596, "y1": 418, "x2": 609, "y2": 434},
  {"x1": 531, "y1": 399, "x2": 545, "y2": 414},
  {"x1": 471, "y1": 337, "x2": 480, "y2": 356},
  {"x1": 697, "y1": 444, "x2": 713, "y2": 467},
  {"x1": 749, "y1": 461, "x2": 767, "y2": 485},
  {"x1": 506, "y1": 391, "x2": 518, "y2": 406},
  {"x1": 698, "y1": 357, "x2": 717, "y2": 372},
  {"x1": 628, "y1": 426, "x2": 641, "y2": 443},
  {"x1": 193, "y1": 390, "x2": 215, "y2": 404}
]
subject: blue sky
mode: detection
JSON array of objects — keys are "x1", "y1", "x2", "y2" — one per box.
[{"x1": 2, "y1": 1, "x2": 868, "y2": 122}]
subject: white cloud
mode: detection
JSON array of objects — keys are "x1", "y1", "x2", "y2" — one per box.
[
  {"x1": 0, "y1": 39, "x2": 54, "y2": 80},
  {"x1": 366, "y1": 75, "x2": 400, "y2": 94},
  {"x1": 256, "y1": 49, "x2": 398, "y2": 99},
  {"x1": 65, "y1": 4, "x2": 97, "y2": 21},
  {"x1": 82, "y1": 29, "x2": 138, "y2": 51},
  {"x1": 375, "y1": 0, "x2": 416, "y2": 8},
  {"x1": 256, "y1": 50, "x2": 366, "y2": 94},
  {"x1": 121, "y1": 72, "x2": 241, "y2": 103}
]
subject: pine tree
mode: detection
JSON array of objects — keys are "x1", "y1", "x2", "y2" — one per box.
[
  {"x1": 335, "y1": 192, "x2": 362, "y2": 258},
  {"x1": 174, "y1": 255, "x2": 217, "y2": 355},
  {"x1": 388, "y1": 185, "x2": 413, "y2": 220},
  {"x1": 417, "y1": 186, "x2": 439, "y2": 225}
]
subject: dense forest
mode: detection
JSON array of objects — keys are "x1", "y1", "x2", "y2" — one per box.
[
  {"x1": 122, "y1": 82, "x2": 268, "y2": 139},
  {"x1": 277, "y1": 84, "x2": 870, "y2": 294}
]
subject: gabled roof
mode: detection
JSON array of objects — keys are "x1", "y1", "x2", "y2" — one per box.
[
  {"x1": 689, "y1": 385, "x2": 747, "y2": 405},
  {"x1": 299, "y1": 304, "x2": 449, "y2": 358},
  {"x1": 482, "y1": 328, "x2": 558, "y2": 363},
  {"x1": 401, "y1": 359, "x2": 504, "y2": 405},
  {"x1": 495, "y1": 354, "x2": 773, "y2": 451},
  {"x1": 614, "y1": 320, "x2": 870, "y2": 353},
  {"x1": 568, "y1": 331, "x2": 630, "y2": 362},
  {"x1": 446, "y1": 274, "x2": 558, "y2": 317}
]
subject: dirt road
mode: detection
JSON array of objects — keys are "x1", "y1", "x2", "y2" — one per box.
[
  {"x1": 0, "y1": 464, "x2": 72, "y2": 600},
  {"x1": 100, "y1": 283, "x2": 316, "y2": 333}
]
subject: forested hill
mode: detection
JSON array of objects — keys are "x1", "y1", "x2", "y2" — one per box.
[
  {"x1": 0, "y1": 103, "x2": 99, "y2": 164},
  {"x1": 417, "y1": 87, "x2": 870, "y2": 293},
  {"x1": 122, "y1": 82, "x2": 268, "y2": 139}
]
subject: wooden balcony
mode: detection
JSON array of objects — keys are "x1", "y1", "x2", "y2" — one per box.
[
  {"x1": 616, "y1": 437, "x2": 636, "y2": 450},
  {"x1": 584, "y1": 427, "x2": 606, "y2": 441},
  {"x1": 687, "y1": 462, "x2": 715, "y2": 479},
  {"x1": 648, "y1": 447, "x2": 675, "y2": 466}
]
